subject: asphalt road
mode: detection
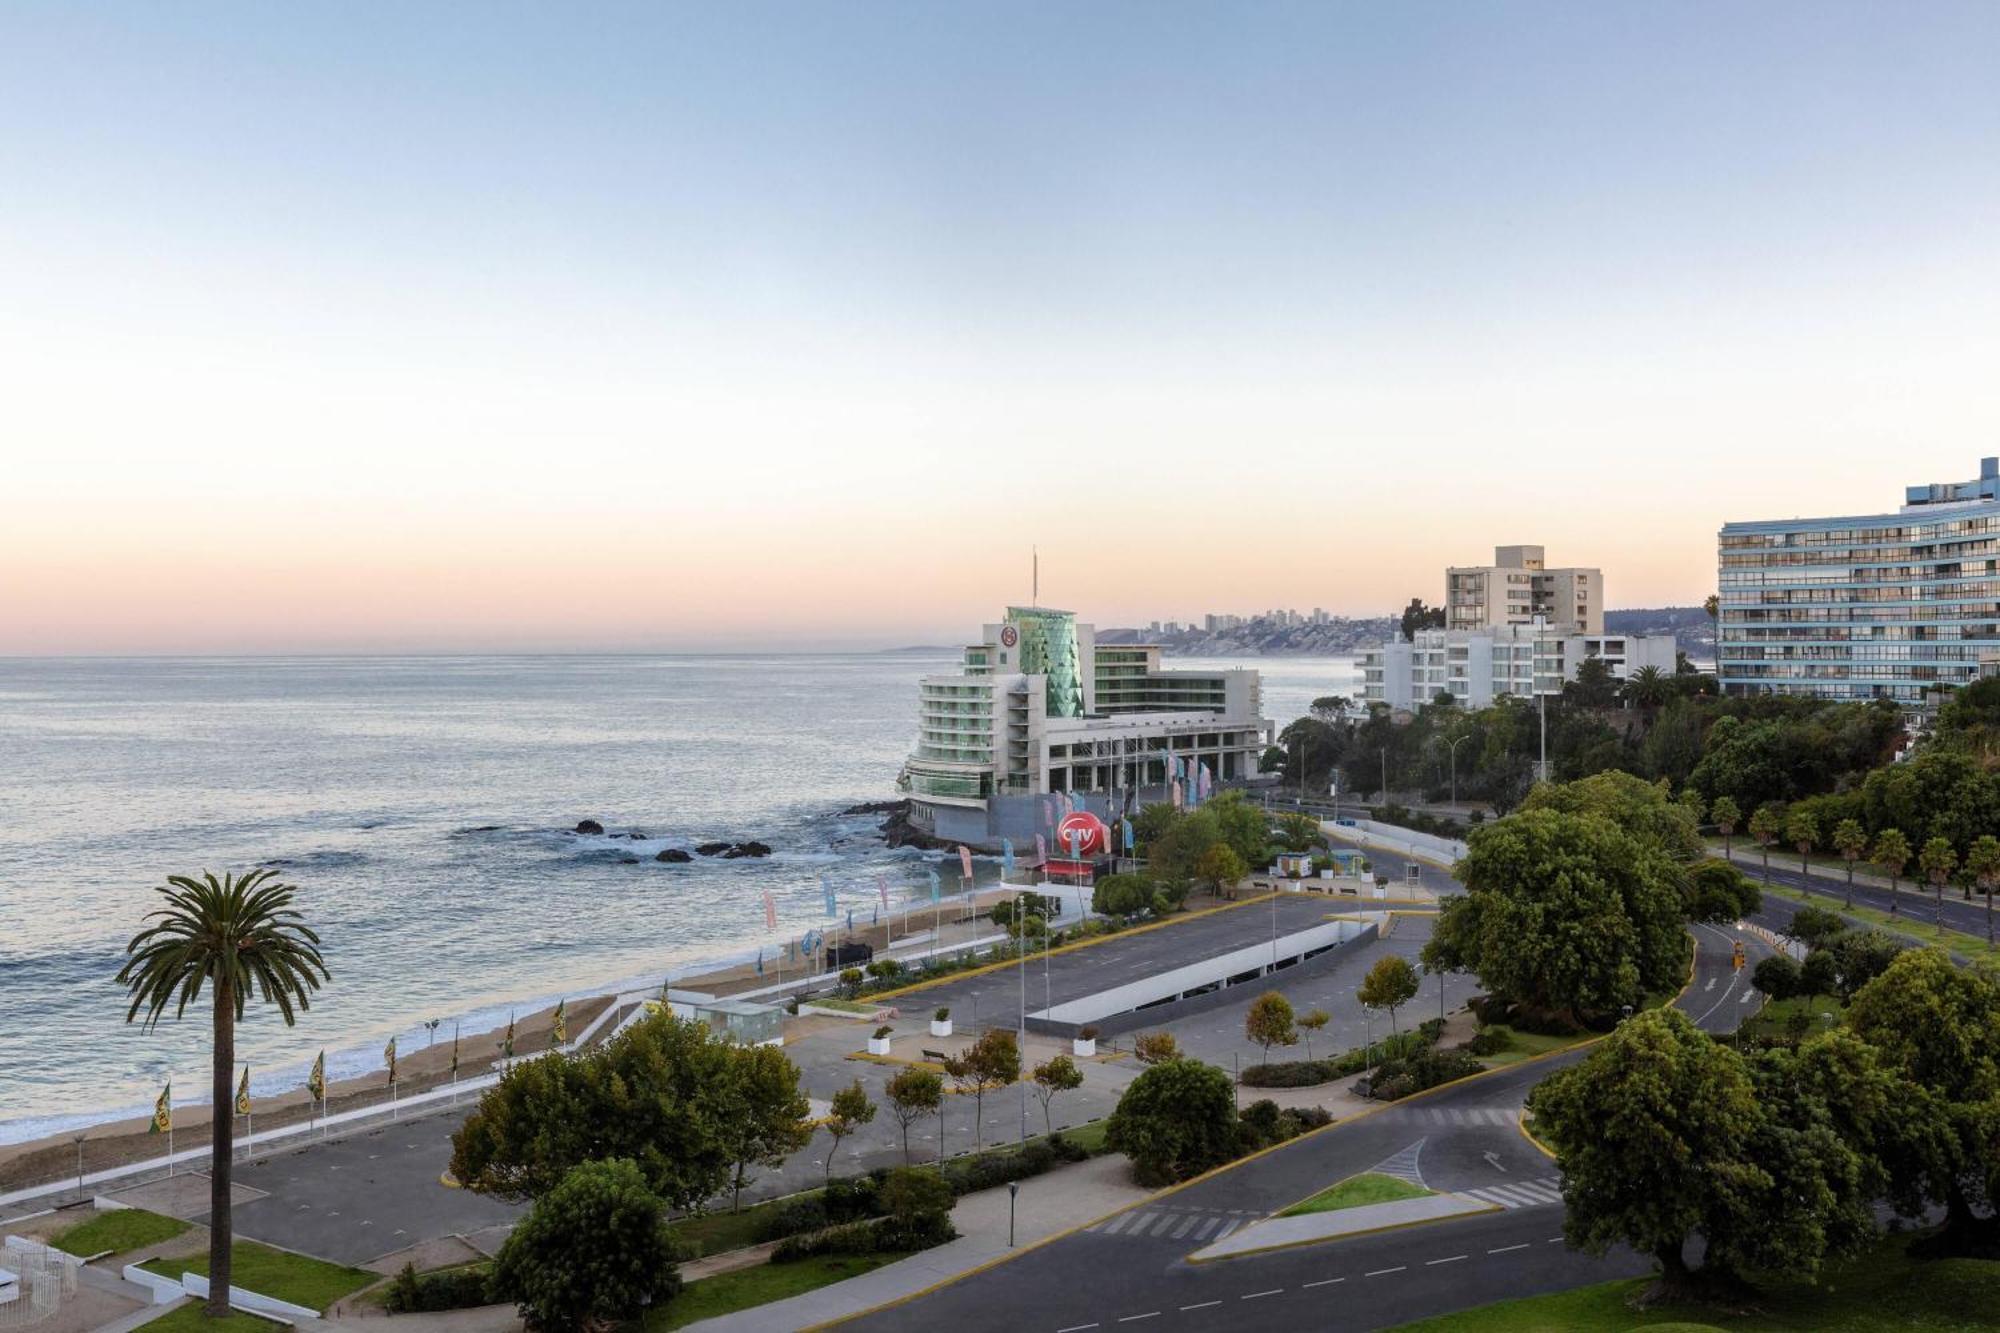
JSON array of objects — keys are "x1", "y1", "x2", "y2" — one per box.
[
  {"x1": 840, "y1": 921, "x2": 1771, "y2": 1333},
  {"x1": 1728, "y1": 848, "x2": 1999, "y2": 943}
]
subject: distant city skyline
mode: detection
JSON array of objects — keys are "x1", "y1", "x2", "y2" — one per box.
[{"x1": 4, "y1": 3, "x2": 1997, "y2": 654}]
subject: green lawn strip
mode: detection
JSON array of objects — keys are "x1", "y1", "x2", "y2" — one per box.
[
  {"x1": 643, "y1": 1253, "x2": 908, "y2": 1331},
  {"x1": 1389, "y1": 1232, "x2": 1999, "y2": 1332},
  {"x1": 1735, "y1": 994, "x2": 1845, "y2": 1043},
  {"x1": 1474, "y1": 1028, "x2": 1594, "y2": 1068},
  {"x1": 51, "y1": 1206, "x2": 188, "y2": 1257},
  {"x1": 140, "y1": 1304, "x2": 285, "y2": 1333},
  {"x1": 141, "y1": 1241, "x2": 377, "y2": 1311},
  {"x1": 1279, "y1": 1172, "x2": 1432, "y2": 1217},
  {"x1": 669, "y1": 1198, "x2": 795, "y2": 1258},
  {"x1": 803, "y1": 998, "x2": 878, "y2": 1014},
  {"x1": 1760, "y1": 881, "x2": 2000, "y2": 963}
]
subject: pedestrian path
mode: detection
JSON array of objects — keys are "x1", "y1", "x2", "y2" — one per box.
[
  {"x1": 1082, "y1": 1202, "x2": 1259, "y2": 1243},
  {"x1": 1457, "y1": 1176, "x2": 1563, "y2": 1209},
  {"x1": 1382, "y1": 1105, "x2": 1519, "y2": 1127}
]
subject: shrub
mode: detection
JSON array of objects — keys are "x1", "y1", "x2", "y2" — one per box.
[
  {"x1": 771, "y1": 1218, "x2": 880, "y2": 1263},
  {"x1": 754, "y1": 1196, "x2": 828, "y2": 1242},
  {"x1": 1463, "y1": 1025, "x2": 1514, "y2": 1056},
  {"x1": 384, "y1": 1262, "x2": 493, "y2": 1314},
  {"x1": 934, "y1": 1007, "x2": 951, "y2": 1022},
  {"x1": 822, "y1": 1174, "x2": 882, "y2": 1224},
  {"x1": 1418, "y1": 1016, "x2": 1445, "y2": 1044},
  {"x1": 1078, "y1": 1025, "x2": 1100, "y2": 1042},
  {"x1": 489, "y1": 1159, "x2": 681, "y2": 1330},
  {"x1": 1365, "y1": 1045, "x2": 1482, "y2": 1099},
  {"x1": 1133, "y1": 1031, "x2": 1182, "y2": 1065},
  {"x1": 873, "y1": 1025, "x2": 894, "y2": 1040},
  {"x1": 1105, "y1": 1059, "x2": 1239, "y2": 1186}
]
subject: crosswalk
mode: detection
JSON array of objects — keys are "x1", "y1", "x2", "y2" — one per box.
[
  {"x1": 1459, "y1": 1176, "x2": 1564, "y2": 1209},
  {"x1": 1084, "y1": 1204, "x2": 1259, "y2": 1243},
  {"x1": 1384, "y1": 1106, "x2": 1519, "y2": 1127}
]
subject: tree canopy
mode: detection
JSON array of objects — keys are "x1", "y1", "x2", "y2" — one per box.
[{"x1": 1105, "y1": 1059, "x2": 1239, "y2": 1186}]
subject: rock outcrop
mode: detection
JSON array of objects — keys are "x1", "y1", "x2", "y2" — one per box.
[
  {"x1": 655, "y1": 848, "x2": 692, "y2": 863},
  {"x1": 574, "y1": 819, "x2": 605, "y2": 835}
]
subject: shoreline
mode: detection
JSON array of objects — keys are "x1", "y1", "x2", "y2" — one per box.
[{"x1": 0, "y1": 883, "x2": 1019, "y2": 1199}]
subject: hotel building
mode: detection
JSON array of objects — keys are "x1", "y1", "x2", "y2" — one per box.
[
  {"x1": 900, "y1": 607, "x2": 1270, "y2": 849},
  {"x1": 1718, "y1": 457, "x2": 2000, "y2": 707},
  {"x1": 1361, "y1": 623, "x2": 1677, "y2": 711},
  {"x1": 1446, "y1": 546, "x2": 1602, "y2": 634}
]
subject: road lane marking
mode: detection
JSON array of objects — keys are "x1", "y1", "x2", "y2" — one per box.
[
  {"x1": 1194, "y1": 1216, "x2": 1220, "y2": 1239},
  {"x1": 1241, "y1": 1289, "x2": 1283, "y2": 1300},
  {"x1": 1302, "y1": 1278, "x2": 1344, "y2": 1288},
  {"x1": 1102, "y1": 1213, "x2": 1132, "y2": 1235},
  {"x1": 1056, "y1": 1325, "x2": 1099, "y2": 1332},
  {"x1": 1179, "y1": 1302, "x2": 1221, "y2": 1311},
  {"x1": 1488, "y1": 1243, "x2": 1530, "y2": 1255},
  {"x1": 1116, "y1": 1314, "x2": 1158, "y2": 1323},
  {"x1": 1426, "y1": 1255, "x2": 1467, "y2": 1265},
  {"x1": 1171, "y1": 1215, "x2": 1198, "y2": 1239},
  {"x1": 1546, "y1": 1237, "x2": 1564, "y2": 1243},
  {"x1": 1364, "y1": 1266, "x2": 1406, "y2": 1277}
]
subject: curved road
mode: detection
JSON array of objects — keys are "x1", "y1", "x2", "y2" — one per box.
[{"x1": 840, "y1": 922, "x2": 1771, "y2": 1333}]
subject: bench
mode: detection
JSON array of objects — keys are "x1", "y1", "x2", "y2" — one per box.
[{"x1": 921, "y1": 1048, "x2": 951, "y2": 1064}]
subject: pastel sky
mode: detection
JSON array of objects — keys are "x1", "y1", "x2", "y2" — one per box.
[{"x1": 4, "y1": 2, "x2": 1998, "y2": 652}]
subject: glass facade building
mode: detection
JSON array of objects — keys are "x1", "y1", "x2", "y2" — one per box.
[{"x1": 1718, "y1": 457, "x2": 2000, "y2": 705}]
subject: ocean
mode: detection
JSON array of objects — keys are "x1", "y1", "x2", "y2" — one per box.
[{"x1": 0, "y1": 652, "x2": 1357, "y2": 1143}]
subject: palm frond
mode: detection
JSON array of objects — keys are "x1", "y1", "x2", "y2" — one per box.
[{"x1": 117, "y1": 868, "x2": 330, "y2": 1032}]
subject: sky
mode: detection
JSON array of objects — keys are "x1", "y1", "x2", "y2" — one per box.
[{"x1": 3, "y1": 2, "x2": 1998, "y2": 653}]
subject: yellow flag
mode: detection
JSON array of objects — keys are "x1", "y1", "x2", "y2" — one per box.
[
  {"x1": 150, "y1": 1081, "x2": 171, "y2": 1134},
  {"x1": 384, "y1": 1037, "x2": 398, "y2": 1085},
  {"x1": 307, "y1": 1050, "x2": 325, "y2": 1101},
  {"x1": 552, "y1": 999, "x2": 567, "y2": 1048},
  {"x1": 235, "y1": 1066, "x2": 251, "y2": 1116},
  {"x1": 503, "y1": 1013, "x2": 515, "y2": 1059}
]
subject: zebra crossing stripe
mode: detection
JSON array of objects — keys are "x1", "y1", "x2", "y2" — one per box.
[
  {"x1": 1171, "y1": 1215, "x2": 1198, "y2": 1239},
  {"x1": 1102, "y1": 1213, "x2": 1132, "y2": 1234},
  {"x1": 1194, "y1": 1216, "x2": 1220, "y2": 1239},
  {"x1": 1215, "y1": 1220, "x2": 1240, "y2": 1240}
]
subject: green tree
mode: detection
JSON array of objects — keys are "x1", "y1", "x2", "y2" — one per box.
[
  {"x1": 1826, "y1": 929, "x2": 1906, "y2": 1001},
  {"x1": 1845, "y1": 949, "x2": 2000, "y2": 1253},
  {"x1": 1422, "y1": 808, "x2": 1689, "y2": 1021},
  {"x1": 1564, "y1": 655, "x2": 1620, "y2": 709},
  {"x1": 1797, "y1": 951, "x2": 1839, "y2": 1011},
  {"x1": 1919, "y1": 836, "x2": 1958, "y2": 931},
  {"x1": 1787, "y1": 905, "x2": 1847, "y2": 951},
  {"x1": 1104, "y1": 1059, "x2": 1239, "y2": 1186},
  {"x1": 884, "y1": 1066, "x2": 943, "y2": 1167},
  {"x1": 1624, "y1": 665, "x2": 1673, "y2": 710},
  {"x1": 1967, "y1": 834, "x2": 2000, "y2": 946},
  {"x1": 717, "y1": 1044, "x2": 812, "y2": 1211},
  {"x1": 1194, "y1": 843, "x2": 1248, "y2": 898},
  {"x1": 1274, "y1": 811, "x2": 1321, "y2": 853},
  {"x1": 1752, "y1": 953, "x2": 1798, "y2": 1001},
  {"x1": 1030, "y1": 1055, "x2": 1084, "y2": 1136},
  {"x1": 1244, "y1": 991, "x2": 1298, "y2": 1062},
  {"x1": 1204, "y1": 791, "x2": 1272, "y2": 868},
  {"x1": 1091, "y1": 872, "x2": 1155, "y2": 917},
  {"x1": 1748, "y1": 802, "x2": 1783, "y2": 882},
  {"x1": 1686, "y1": 858, "x2": 1759, "y2": 923},
  {"x1": 1297, "y1": 1008, "x2": 1330, "y2": 1060},
  {"x1": 877, "y1": 1167, "x2": 956, "y2": 1249},
  {"x1": 1709, "y1": 795, "x2": 1741, "y2": 859},
  {"x1": 1526, "y1": 1009, "x2": 1769, "y2": 1297},
  {"x1": 117, "y1": 870, "x2": 329, "y2": 1317},
  {"x1": 1871, "y1": 827, "x2": 1911, "y2": 917},
  {"x1": 1785, "y1": 807, "x2": 1819, "y2": 892},
  {"x1": 1831, "y1": 818, "x2": 1868, "y2": 910},
  {"x1": 451, "y1": 1010, "x2": 736, "y2": 1207},
  {"x1": 823, "y1": 1078, "x2": 876, "y2": 1184},
  {"x1": 1356, "y1": 955, "x2": 1420, "y2": 1035},
  {"x1": 1521, "y1": 770, "x2": 1703, "y2": 862},
  {"x1": 944, "y1": 1029, "x2": 1020, "y2": 1150},
  {"x1": 1133, "y1": 1031, "x2": 1181, "y2": 1065},
  {"x1": 490, "y1": 1158, "x2": 680, "y2": 1331}
]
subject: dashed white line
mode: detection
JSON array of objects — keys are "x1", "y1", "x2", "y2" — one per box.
[
  {"x1": 1545, "y1": 1237, "x2": 1564, "y2": 1244},
  {"x1": 1426, "y1": 1255, "x2": 1467, "y2": 1265},
  {"x1": 1364, "y1": 1266, "x2": 1406, "y2": 1277},
  {"x1": 1302, "y1": 1278, "x2": 1345, "y2": 1288},
  {"x1": 1241, "y1": 1289, "x2": 1283, "y2": 1300},
  {"x1": 1116, "y1": 1315, "x2": 1159, "y2": 1324},
  {"x1": 1056, "y1": 1325, "x2": 1099, "y2": 1332},
  {"x1": 1488, "y1": 1243, "x2": 1530, "y2": 1255},
  {"x1": 1179, "y1": 1301, "x2": 1221, "y2": 1311}
]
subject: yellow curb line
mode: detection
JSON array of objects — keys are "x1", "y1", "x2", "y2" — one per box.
[
  {"x1": 861, "y1": 892, "x2": 1286, "y2": 1005},
  {"x1": 1516, "y1": 1113, "x2": 1557, "y2": 1161},
  {"x1": 814, "y1": 931, "x2": 1706, "y2": 1329},
  {"x1": 439, "y1": 1171, "x2": 462, "y2": 1189},
  {"x1": 1184, "y1": 1198, "x2": 1505, "y2": 1265}
]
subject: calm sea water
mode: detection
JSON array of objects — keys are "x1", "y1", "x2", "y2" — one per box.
[{"x1": 0, "y1": 652, "x2": 1356, "y2": 1142}]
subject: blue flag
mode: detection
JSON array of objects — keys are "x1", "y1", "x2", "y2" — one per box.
[
  {"x1": 822, "y1": 875, "x2": 838, "y2": 919},
  {"x1": 846, "y1": 908, "x2": 854, "y2": 934},
  {"x1": 1001, "y1": 837, "x2": 1015, "y2": 878},
  {"x1": 1122, "y1": 818, "x2": 1134, "y2": 852},
  {"x1": 927, "y1": 865, "x2": 941, "y2": 902},
  {"x1": 755, "y1": 948, "x2": 764, "y2": 976}
]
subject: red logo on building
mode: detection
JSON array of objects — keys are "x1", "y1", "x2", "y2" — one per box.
[{"x1": 1054, "y1": 811, "x2": 1109, "y2": 859}]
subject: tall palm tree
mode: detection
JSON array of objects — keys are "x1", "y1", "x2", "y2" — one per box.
[{"x1": 118, "y1": 871, "x2": 328, "y2": 1317}]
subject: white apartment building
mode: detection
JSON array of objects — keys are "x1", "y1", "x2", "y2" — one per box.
[
  {"x1": 1360, "y1": 624, "x2": 1678, "y2": 711},
  {"x1": 1446, "y1": 546, "x2": 1603, "y2": 634},
  {"x1": 900, "y1": 606, "x2": 1270, "y2": 849}
]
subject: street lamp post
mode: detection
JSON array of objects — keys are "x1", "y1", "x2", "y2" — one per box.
[
  {"x1": 1446, "y1": 735, "x2": 1469, "y2": 811},
  {"x1": 73, "y1": 1132, "x2": 87, "y2": 1202},
  {"x1": 1008, "y1": 1181, "x2": 1020, "y2": 1247}
]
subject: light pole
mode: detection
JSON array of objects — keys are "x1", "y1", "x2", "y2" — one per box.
[
  {"x1": 1446, "y1": 735, "x2": 1469, "y2": 811},
  {"x1": 73, "y1": 1132, "x2": 87, "y2": 1202},
  {"x1": 423, "y1": 1017, "x2": 442, "y2": 1049},
  {"x1": 1533, "y1": 615, "x2": 1549, "y2": 784},
  {"x1": 1008, "y1": 1180, "x2": 1020, "y2": 1247},
  {"x1": 1379, "y1": 747, "x2": 1388, "y2": 805}
]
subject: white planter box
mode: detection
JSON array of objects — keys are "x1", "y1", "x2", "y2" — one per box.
[
  {"x1": 867, "y1": 1035, "x2": 893, "y2": 1056},
  {"x1": 1072, "y1": 1036, "x2": 1096, "y2": 1058},
  {"x1": 930, "y1": 1019, "x2": 953, "y2": 1038}
]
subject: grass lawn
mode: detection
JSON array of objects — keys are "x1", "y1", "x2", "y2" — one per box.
[
  {"x1": 1279, "y1": 1172, "x2": 1432, "y2": 1217},
  {"x1": 1760, "y1": 882, "x2": 2000, "y2": 964},
  {"x1": 805, "y1": 998, "x2": 878, "y2": 1014},
  {"x1": 51, "y1": 1206, "x2": 188, "y2": 1257},
  {"x1": 642, "y1": 1254, "x2": 908, "y2": 1330},
  {"x1": 1050, "y1": 1118, "x2": 1109, "y2": 1154},
  {"x1": 142, "y1": 1241, "x2": 377, "y2": 1311},
  {"x1": 1390, "y1": 1232, "x2": 1999, "y2": 1331},
  {"x1": 670, "y1": 1196, "x2": 797, "y2": 1258},
  {"x1": 1475, "y1": 1027, "x2": 1596, "y2": 1068},
  {"x1": 1735, "y1": 994, "x2": 1845, "y2": 1044},
  {"x1": 141, "y1": 1304, "x2": 284, "y2": 1333}
]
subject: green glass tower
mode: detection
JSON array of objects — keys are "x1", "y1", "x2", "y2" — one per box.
[{"x1": 1007, "y1": 606, "x2": 1084, "y2": 717}]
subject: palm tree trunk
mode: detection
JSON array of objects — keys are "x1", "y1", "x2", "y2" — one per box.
[
  {"x1": 1845, "y1": 859, "x2": 1854, "y2": 910},
  {"x1": 1889, "y1": 872, "x2": 1899, "y2": 915},
  {"x1": 208, "y1": 976, "x2": 234, "y2": 1316}
]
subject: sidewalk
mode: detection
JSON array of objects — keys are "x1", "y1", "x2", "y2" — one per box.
[
  {"x1": 1189, "y1": 1192, "x2": 1495, "y2": 1261},
  {"x1": 684, "y1": 1154, "x2": 1150, "y2": 1331}
]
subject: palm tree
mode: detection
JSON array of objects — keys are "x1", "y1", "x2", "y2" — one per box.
[
  {"x1": 1710, "y1": 796, "x2": 1741, "y2": 860},
  {"x1": 1624, "y1": 665, "x2": 1671, "y2": 711},
  {"x1": 1919, "y1": 838, "x2": 1957, "y2": 936},
  {"x1": 1967, "y1": 835, "x2": 2000, "y2": 947},
  {"x1": 1748, "y1": 803, "x2": 1784, "y2": 884},
  {"x1": 1831, "y1": 818, "x2": 1867, "y2": 910},
  {"x1": 1784, "y1": 808, "x2": 1818, "y2": 896},
  {"x1": 1871, "y1": 828, "x2": 1910, "y2": 918},
  {"x1": 117, "y1": 871, "x2": 328, "y2": 1317}
]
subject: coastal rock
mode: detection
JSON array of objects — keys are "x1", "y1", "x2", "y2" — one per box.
[
  {"x1": 628, "y1": 829, "x2": 648, "y2": 840},
  {"x1": 873, "y1": 799, "x2": 954, "y2": 851},
  {"x1": 619, "y1": 854, "x2": 641, "y2": 864},
  {"x1": 696, "y1": 841, "x2": 732, "y2": 856},
  {"x1": 840, "y1": 800, "x2": 905, "y2": 816},
  {"x1": 720, "y1": 841, "x2": 773, "y2": 859},
  {"x1": 574, "y1": 819, "x2": 605, "y2": 835},
  {"x1": 655, "y1": 848, "x2": 692, "y2": 863}
]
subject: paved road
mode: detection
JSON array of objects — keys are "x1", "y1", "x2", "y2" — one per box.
[
  {"x1": 840, "y1": 921, "x2": 1771, "y2": 1333},
  {"x1": 1724, "y1": 847, "x2": 1998, "y2": 942}
]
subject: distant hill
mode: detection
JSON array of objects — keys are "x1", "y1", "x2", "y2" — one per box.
[{"x1": 1100, "y1": 606, "x2": 1714, "y2": 659}]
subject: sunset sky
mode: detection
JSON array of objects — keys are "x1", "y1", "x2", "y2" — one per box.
[{"x1": 5, "y1": 2, "x2": 1998, "y2": 653}]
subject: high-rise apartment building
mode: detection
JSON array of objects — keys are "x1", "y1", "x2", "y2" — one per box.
[
  {"x1": 1446, "y1": 546, "x2": 1602, "y2": 634},
  {"x1": 1718, "y1": 457, "x2": 2000, "y2": 707}
]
